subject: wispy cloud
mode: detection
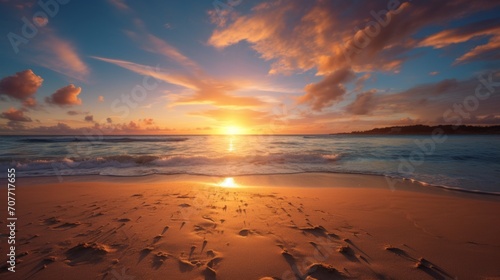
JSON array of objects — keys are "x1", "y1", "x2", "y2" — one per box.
[
  {"x1": 91, "y1": 56, "x2": 197, "y2": 89},
  {"x1": 33, "y1": 30, "x2": 89, "y2": 81},
  {"x1": 126, "y1": 31, "x2": 202, "y2": 73},
  {"x1": 419, "y1": 18, "x2": 500, "y2": 64},
  {"x1": 91, "y1": 56, "x2": 265, "y2": 108},
  {"x1": 419, "y1": 18, "x2": 500, "y2": 48},
  {"x1": 456, "y1": 36, "x2": 500, "y2": 64},
  {"x1": 107, "y1": 0, "x2": 131, "y2": 11}
]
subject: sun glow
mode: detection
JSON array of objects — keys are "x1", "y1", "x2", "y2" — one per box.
[
  {"x1": 225, "y1": 126, "x2": 243, "y2": 135},
  {"x1": 219, "y1": 177, "x2": 237, "y2": 188}
]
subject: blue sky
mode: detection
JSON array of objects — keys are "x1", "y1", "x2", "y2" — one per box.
[{"x1": 0, "y1": 0, "x2": 499, "y2": 134}]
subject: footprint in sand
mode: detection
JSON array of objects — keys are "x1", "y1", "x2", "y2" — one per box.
[
  {"x1": 238, "y1": 229, "x2": 255, "y2": 236},
  {"x1": 54, "y1": 221, "x2": 82, "y2": 229},
  {"x1": 381, "y1": 247, "x2": 456, "y2": 280},
  {"x1": 206, "y1": 250, "x2": 216, "y2": 258},
  {"x1": 153, "y1": 234, "x2": 163, "y2": 243},
  {"x1": 178, "y1": 259, "x2": 195, "y2": 272},
  {"x1": 203, "y1": 266, "x2": 217, "y2": 280},
  {"x1": 201, "y1": 240, "x2": 208, "y2": 253},
  {"x1": 305, "y1": 263, "x2": 347, "y2": 279},
  {"x1": 65, "y1": 242, "x2": 114, "y2": 266},
  {"x1": 162, "y1": 226, "x2": 170, "y2": 234},
  {"x1": 42, "y1": 217, "x2": 61, "y2": 225},
  {"x1": 152, "y1": 251, "x2": 170, "y2": 269}
]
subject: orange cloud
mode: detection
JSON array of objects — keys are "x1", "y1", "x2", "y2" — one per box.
[
  {"x1": 46, "y1": 84, "x2": 82, "y2": 106},
  {"x1": 419, "y1": 18, "x2": 500, "y2": 48},
  {"x1": 0, "y1": 69, "x2": 43, "y2": 100},
  {"x1": 346, "y1": 90, "x2": 377, "y2": 115},
  {"x1": 208, "y1": 1, "x2": 412, "y2": 75},
  {"x1": 456, "y1": 35, "x2": 500, "y2": 64},
  {"x1": 1, "y1": 107, "x2": 32, "y2": 122},
  {"x1": 419, "y1": 18, "x2": 500, "y2": 64},
  {"x1": 299, "y1": 67, "x2": 355, "y2": 111},
  {"x1": 343, "y1": 77, "x2": 500, "y2": 124},
  {"x1": 209, "y1": 0, "x2": 500, "y2": 111}
]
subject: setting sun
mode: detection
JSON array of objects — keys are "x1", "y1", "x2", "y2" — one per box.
[{"x1": 225, "y1": 126, "x2": 243, "y2": 135}]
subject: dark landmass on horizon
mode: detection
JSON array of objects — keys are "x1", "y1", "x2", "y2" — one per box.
[{"x1": 336, "y1": 125, "x2": 500, "y2": 135}]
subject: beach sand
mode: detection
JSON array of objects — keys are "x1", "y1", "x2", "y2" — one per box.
[{"x1": 1, "y1": 173, "x2": 500, "y2": 279}]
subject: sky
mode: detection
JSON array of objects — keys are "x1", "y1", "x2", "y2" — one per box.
[{"x1": 0, "y1": 0, "x2": 499, "y2": 135}]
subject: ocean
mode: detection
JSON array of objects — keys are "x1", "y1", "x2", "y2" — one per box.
[{"x1": 1, "y1": 135, "x2": 499, "y2": 193}]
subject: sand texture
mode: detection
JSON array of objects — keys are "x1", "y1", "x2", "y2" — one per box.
[{"x1": 1, "y1": 173, "x2": 500, "y2": 279}]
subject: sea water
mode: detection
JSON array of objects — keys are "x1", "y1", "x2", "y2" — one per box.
[{"x1": 1, "y1": 135, "x2": 499, "y2": 193}]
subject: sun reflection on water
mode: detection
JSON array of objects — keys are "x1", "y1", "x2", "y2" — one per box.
[{"x1": 228, "y1": 138, "x2": 234, "y2": 152}]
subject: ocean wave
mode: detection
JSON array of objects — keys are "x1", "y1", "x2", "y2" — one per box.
[
  {"x1": 303, "y1": 135, "x2": 333, "y2": 139},
  {"x1": 1, "y1": 152, "x2": 342, "y2": 175},
  {"x1": 269, "y1": 141, "x2": 300, "y2": 145},
  {"x1": 322, "y1": 154, "x2": 342, "y2": 161},
  {"x1": 20, "y1": 137, "x2": 189, "y2": 143}
]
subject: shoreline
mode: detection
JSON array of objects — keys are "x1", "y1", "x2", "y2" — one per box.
[{"x1": 9, "y1": 171, "x2": 500, "y2": 197}]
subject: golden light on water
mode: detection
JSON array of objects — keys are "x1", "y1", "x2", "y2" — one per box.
[
  {"x1": 219, "y1": 177, "x2": 237, "y2": 188},
  {"x1": 228, "y1": 138, "x2": 234, "y2": 152}
]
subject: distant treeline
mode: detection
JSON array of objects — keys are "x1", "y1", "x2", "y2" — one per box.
[{"x1": 338, "y1": 125, "x2": 500, "y2": 135}]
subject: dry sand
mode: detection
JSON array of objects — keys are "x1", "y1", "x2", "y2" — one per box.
[{"x1": 1, "y1": 173, "x2": 500, "y2": 280}]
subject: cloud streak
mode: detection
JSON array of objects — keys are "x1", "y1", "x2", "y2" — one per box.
[
  {"x1": 91, "y1": 56, "x2": 265, "y2": 107},
  {"x1": 419, "y1": 18, "x2": 500, "y2": 64},
  {"x1": 126, "y1": 31, "x2": 202, "y2": 73},
  {"x1": 33, "y1": 30, "x2": 89, "y2": 81}
]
